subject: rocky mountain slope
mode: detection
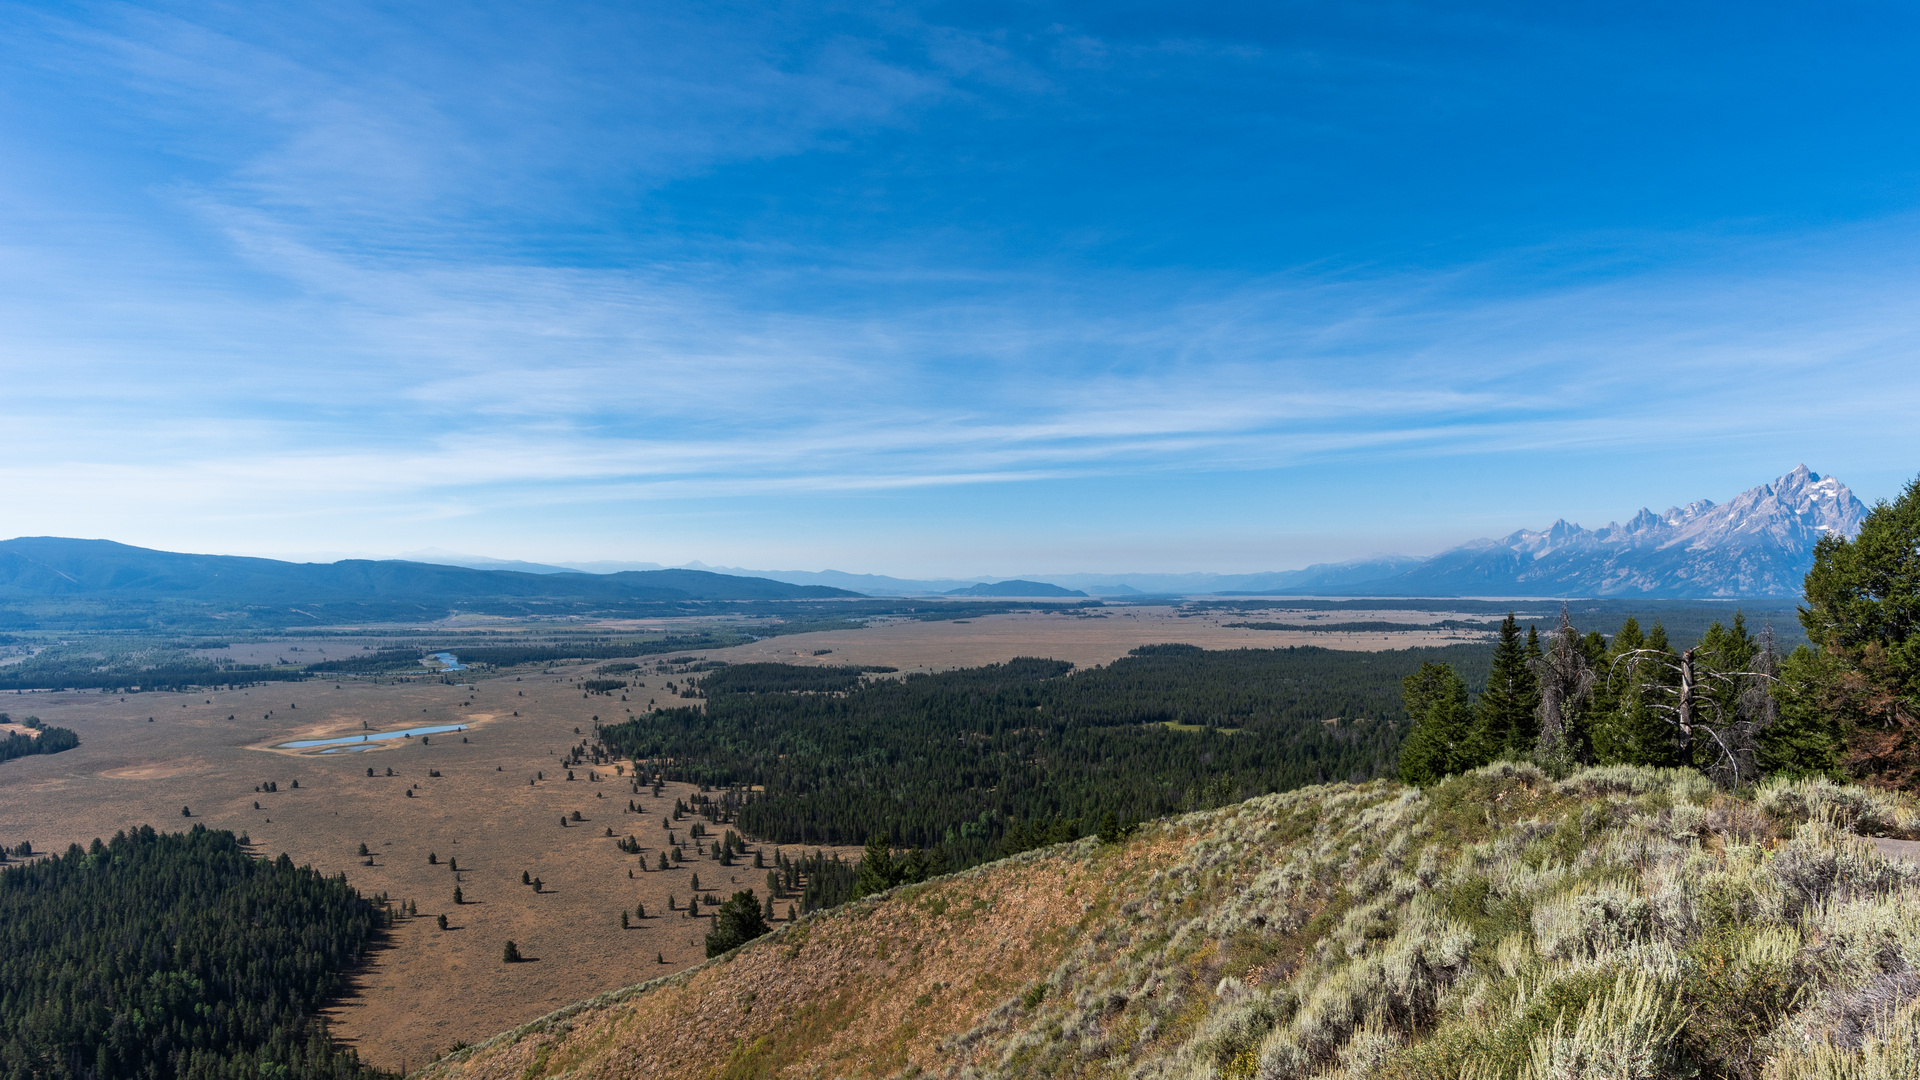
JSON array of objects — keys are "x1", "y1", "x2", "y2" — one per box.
[
  {"x1": 1347, "y1": 465, "x2": 1867, "y2": 598},
  {"x1": 421, "y1": 765, "x2": 1920, "y2": 1080}
]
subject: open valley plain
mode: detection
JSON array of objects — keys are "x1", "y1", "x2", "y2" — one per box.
[{"x1": 0, "y1": 603, "x2": 1505, "y2": 1070}]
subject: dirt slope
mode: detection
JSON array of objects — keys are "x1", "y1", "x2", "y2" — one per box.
[{"x1": 421, "y1": 766, "x2": 1920, "y2": 1080}]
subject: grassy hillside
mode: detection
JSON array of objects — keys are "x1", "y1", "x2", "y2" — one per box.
[{"x1": 420, "y1": 765, "x2": 1920, "y2": 1080}]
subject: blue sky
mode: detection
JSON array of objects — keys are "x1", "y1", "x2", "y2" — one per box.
[{"x1": 2, "y1": 1, "x2": 1917, "y2": 576}]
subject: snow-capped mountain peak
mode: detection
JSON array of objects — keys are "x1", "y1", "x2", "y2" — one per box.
[{"x1": 1369, "y1": 467, "x2": 1867, "y2": 597}]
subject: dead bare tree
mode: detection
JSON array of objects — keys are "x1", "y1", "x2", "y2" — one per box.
[
  {"x1": 1533, "y1": 606, "x2": 1596, "y2": 770},
  {"x1": 1610, "y1": 624, "x2": 1779, "y2": 789}
]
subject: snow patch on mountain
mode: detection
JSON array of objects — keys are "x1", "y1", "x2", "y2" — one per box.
[{"x1": 1368, "y1": 465, "x2": 1866, "y2": 598}]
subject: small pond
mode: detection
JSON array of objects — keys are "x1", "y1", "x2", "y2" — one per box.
[{"x1": 277, "y1": 722, "x2": 469, "y2": 751}]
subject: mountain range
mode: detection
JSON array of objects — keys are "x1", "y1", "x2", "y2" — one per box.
[
  {"x1": 662, "y1": 466, "x2": 1862, "y2": 598},
  {"x1": 0, "y1": 538, "x2": 858, "y2": 605},
  {"x1": 0, "y1": 466, "x2": 1867, "y2": 609},
  {"x1": 1333, "y1": 464, "x2": 1864, "y2": 598}
]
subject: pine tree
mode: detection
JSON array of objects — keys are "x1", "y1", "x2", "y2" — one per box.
[
  {"x1": 854, "y1": 833, "x2": 895, "y2": 898},
  {"x1": 1395, "y1": 663, "x2": 1472, "y2": 784},
  {"x1": 1799, "y1": 476, "x2": 1920, "y2": 786},
  {"x1": 1471, "y1": 614, "x2": 1540, "y2": 761},
  {"x1": 1760, "y1": 645, "x2": 1846, "y2": 779},
  {"x1": 704, "y1": 890, "x2": 770, "y2": 957}
]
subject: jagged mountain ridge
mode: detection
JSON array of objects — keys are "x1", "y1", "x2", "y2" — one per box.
[{"x1": 1345, "y1": 464, "x2": 1866, "y2": 598}]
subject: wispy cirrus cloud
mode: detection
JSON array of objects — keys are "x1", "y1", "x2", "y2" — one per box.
[{"x1": 1, "y1": 2, "x2": 1918, "y2": 568}]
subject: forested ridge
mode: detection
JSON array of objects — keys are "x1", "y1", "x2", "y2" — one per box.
[
  {"x1": 596, "y1": 643, "x2": 1493, "y2": 868},
  {"x1": 0, "y1": 826, "x2": 387, "y2": 1080}
]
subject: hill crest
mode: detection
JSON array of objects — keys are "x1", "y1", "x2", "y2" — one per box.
[
  {"x1": 420, "y1": 764, "x2": 1920, "y2": 1080},
  {"x1": 0, "y1": 537, "x2": 862, "y2": 604}
]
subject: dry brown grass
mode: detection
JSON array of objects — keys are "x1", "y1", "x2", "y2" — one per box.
[
  {"x1": 0, "y1": 610, "x2": 1476, "y2": 1072},
  {"x1": 0, "y1": 664, "x2": 853, "y2": 1071},
  {"x1": 414, "y1": 833, "x2": 1183, "y2": 1080},
  {"x1": 416, "y1": 765, "x2": 1920, "y2": 1080},
  {"x1": 700, "y1": 605, "x2": 1492, "y2": 673}
]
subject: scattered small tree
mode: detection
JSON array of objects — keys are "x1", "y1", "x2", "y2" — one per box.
[
  {"x1": 437, "y1": 914, "x2": 448, "y2": 930},
  {"x1": 502, "y1": 940, "x2": 522, "y2": 963}
]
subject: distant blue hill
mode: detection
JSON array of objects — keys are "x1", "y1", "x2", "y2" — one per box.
[
  {"x1": 0, "y1": 537, "x2": 862, "y2": 605},
  {"x1": 944, "y1": 579, "x2": 1088, "y2": 598}
]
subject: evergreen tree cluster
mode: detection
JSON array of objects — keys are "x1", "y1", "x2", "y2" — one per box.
[
  {"x1": 598, "y1": 644, "x2": 1492, "y2": 870},
  {"x1": 0, "y1": 824, "x2": 386, "y2": 1079},
  {"x1": 762, "y1": 848, "x2": 860, "y2": 913},
  {"x1": 697, "y1": 663, "x2": 894, "y2": 695},
  {"x1": 0, "y1": 652, "x2": 309, "y2": 692},
  {"x1": 1396, "y1": 609, "x2": 1824, "y2": 785},
  {"x1": 1794, "y1": 473, "x2": 1920, "y2": 787},
  {"x1": 0, "y1": 716, "x2": 78, "y2": 764}
]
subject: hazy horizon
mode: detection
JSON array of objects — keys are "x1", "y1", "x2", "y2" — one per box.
[{"x1": 3, "y1": 4, "x2": 1916, "y2": 572}]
